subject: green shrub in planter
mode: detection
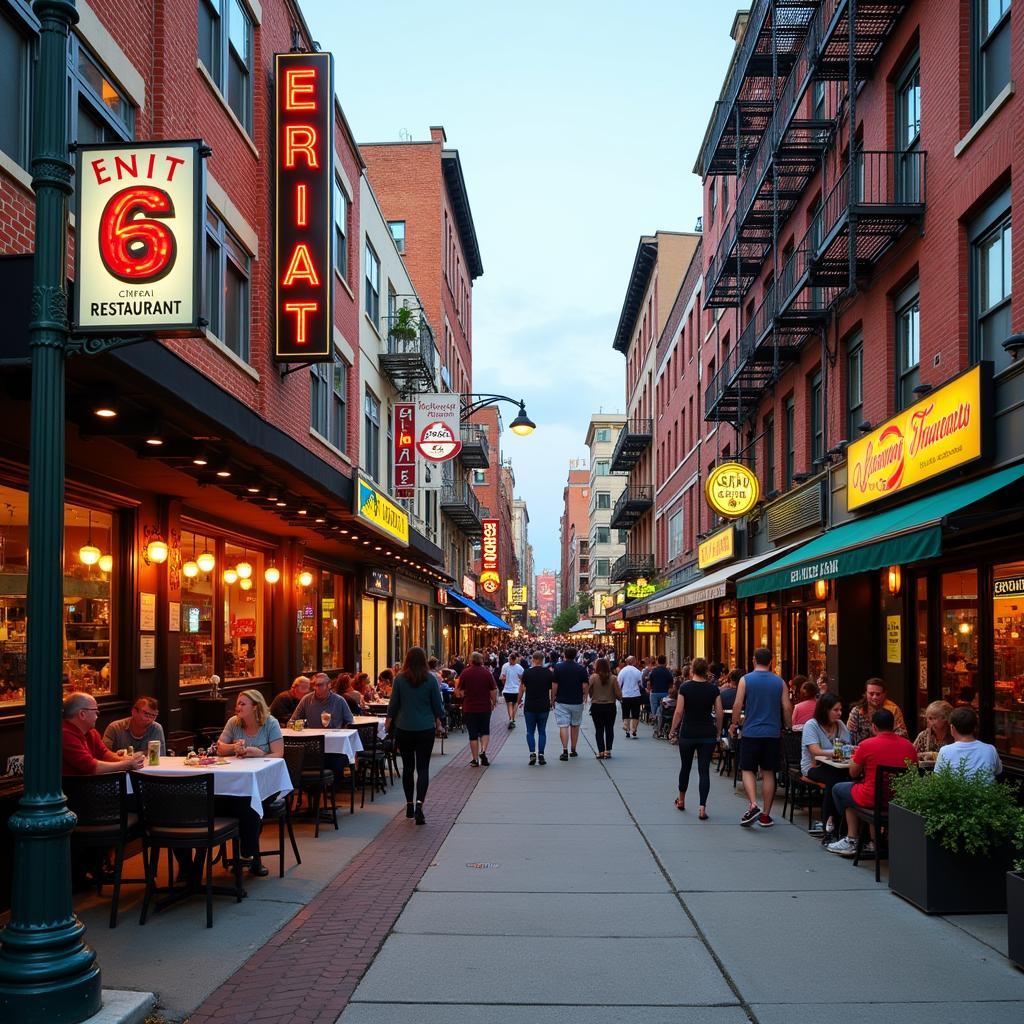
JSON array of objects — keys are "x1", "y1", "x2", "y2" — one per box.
[{"x1": 1009, "y1": 818, "x2": 1024, "y2": 968}]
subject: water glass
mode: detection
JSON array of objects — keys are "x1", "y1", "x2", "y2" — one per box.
[{"x1": 321, "y1": 712, "x2": 332, "y2": 728}]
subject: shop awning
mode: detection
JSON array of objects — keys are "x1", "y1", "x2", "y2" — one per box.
[
  {"x1": 568, "y1": 619, "x2": 594, "y2": 633},
  {"x1": 643, "y1": 544, "x2": 801, "y2": 615},
  {"x1": 446, "y1": 589, "x2": 512, "y2": 630},
  {"x1": 736, "y1": 463, "x2": 1024, "y2": 598}
]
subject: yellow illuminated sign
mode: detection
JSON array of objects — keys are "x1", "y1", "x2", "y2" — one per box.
[
  {"x1": 635, "y1": 619, "x2": 663, "y2": 634},
  {"x1": 706, "y1": 462, "x2": 760, "y2": 518},
  {"x1": 355, "y1": 476, "x2": 409, "y2": 546},
  {"x1": 698, "y1": 525, "x2": 735, "y2": 570},
  {"x1": 847, "y1": 365, "x2": 989, "y2": 512}
]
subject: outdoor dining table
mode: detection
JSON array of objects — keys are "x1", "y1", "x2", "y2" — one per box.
[
  {"x1": 130, "y1": 756, "x2": 293, "y2": 816},
  {"x1": 366, "y1": 702, "x2": 390, "y2": 715},
  {"x1": 351, "y1": 715, "x2": 387, "y2": 739},
  {"x1": 287, "y1": 727, "x2": 363, "y2": 760},
  {"x1": 814, "y1": 754, "x2": 935, "y2": 771}
]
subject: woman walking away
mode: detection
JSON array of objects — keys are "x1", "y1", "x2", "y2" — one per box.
[
  {"x1": 589, "y1": 658, "x2": 622, "y2": 758},
  {"x1": 518, "y1": 651, "x2": 554, "y2": 765},
  {"x1": 669, "y1": 658, "x2": 722, "y2": 819},
  {"x1": 386, "y1": 647, "x2": 445, "y2": 825}
]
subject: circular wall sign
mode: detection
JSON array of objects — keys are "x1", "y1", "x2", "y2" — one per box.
[{"x1": 705, "y1": 462, "x2": 760, "y2": 518}]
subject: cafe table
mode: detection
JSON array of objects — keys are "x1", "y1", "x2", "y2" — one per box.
[
  {"x1": 815, "y1": 754, "x2": 935, "y2": 771},
  {"x1": 351, "y1": 715, "x2": 388, "y2": 739},
  {"x1": 130, "y1": 756, "x2": 292, "y2": 816},
  {"x1": 287, "y1": 727, "x2": 363, "y2": 761}
]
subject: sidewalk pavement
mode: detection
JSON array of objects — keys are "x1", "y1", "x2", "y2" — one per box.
[{"x1": 337, "y1": 716, "x2": 1024, "y2": 1024}]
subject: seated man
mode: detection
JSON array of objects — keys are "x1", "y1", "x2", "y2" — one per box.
[
  {"x1": 102, "y1": 696, "x2": 166, "y2": 755},
  {"x1": 289, "y1": 673, "x2": 354, "y2": 729},
  {"x1": 935, "y1": 706, "x2": 1002, "y2": 779},
  {"x1": 63, "y1": 692, "x2": 145, "y2": 776},
  {"x1": 827, "y1": 708, "x2": 917, "y2": 857},
  {"x1": 269, "y1": 675, "x2": 310, "y2": 725},
  {"x1": 846, "y1": 678, "x2": 908, "y2": 744}
]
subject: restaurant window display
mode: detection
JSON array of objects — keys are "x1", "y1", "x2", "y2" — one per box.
[
  {"x1": 223, "y1": 542, "x2": 262, "y2": 680},
  {"x1": 717, "y1": 599, "x2": 738, "y2": 669},
  {"x1": 179, "y1": 529, "x2": 215, "y2": 686},
  {"x1": 752, "y1": 597, "x2": 782, "y2": 674},
  {"x1": 0, "y1": 484, "x2": 116, "y2": 707},
  {"x1": 940, "y1": 569, "x2": 979, "y2": 707},
  {"x1": 992, "y1": 562, "x2": 1024, "y2": 758},
  {"x1": 806, "y1": 607, "x2": 826, "y2": 681},
  {"x1": 298, "y1": 575, "x2": 318, "y2": 675},
  {"x1": 915, "y1": 576, "x2": 929, "y2": 728},
  {"x1": 693, "y1": 613, "x2": 705, "y2": 659},
  {"x1": 321, "y1": 570, "x2": 343, "y2": 671}
]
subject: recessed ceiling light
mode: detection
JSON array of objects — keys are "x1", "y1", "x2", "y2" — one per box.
[
  {"x1": 93, "y1": 404, "x2": 117, "y2": 419},
  {"x1": 297, "y1": 509, "x2": 307, "y2": 516},
  {"x1": 193, "y1": 456, "x2": 209, "y2": 467},
  {"x1": 339, "y1": 528, "x2": 349, "y2": 534},
  {"x1": 145, "y1": 437, "x2": 163, "y2": 446},
  {"x1": 246, "y1": 486, "x2": 260, "y2": 493},
  {"x1": 374, "y1": 546, "x2": 382, "y2": 551},
  {"x1": 275, "y1": 501, "x2": 286, "y2": 508},
  {"x1": 216, "y1": 468, "x2": 231, "y2": 478},
  {"x1": 315, "y1": 517, "x2": 326, "y2": 524},
  {"x1": 362, "y1": 540, "x2": 371, "y2": 546}
]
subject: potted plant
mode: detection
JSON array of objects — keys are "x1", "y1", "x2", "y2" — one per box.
[
  {"x1": 388, "y1": 306, "x2": 419, "y2": 348},
  {"x1": 1008, "y1": 817, "x2": 1024, "y2": 969},
  {"x1": 888, "y1": 763, "x2": 1023, "y2": 914}
]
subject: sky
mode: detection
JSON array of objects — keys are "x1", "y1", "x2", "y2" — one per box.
[{"x1": 303, "y1": 0, "x2": 738, "y2": 573}]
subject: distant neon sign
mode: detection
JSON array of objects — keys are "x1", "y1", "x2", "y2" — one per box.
[{"x1": 274, "y1": 52, "x2": 333, "y2": 362}]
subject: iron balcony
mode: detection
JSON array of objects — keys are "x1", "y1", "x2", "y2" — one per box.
[
  {"x1": 609, "y1": 418, "x2": 653, "y2": 473},
  {"x1": 459, "y1": 424, "x2": 490, "y2": 468},
  {"x1": 379, "y1": 310, "x2": 437, "y2": 395},
  {"x1": 441, "y1": 482, "x2": 483, "y2": 538},
  {"x1": 610, "y1": 553, "x2": 656, "y2": 583},
  {"x1": 609, "y1": 485, "x2": 654, "y2": 530}
]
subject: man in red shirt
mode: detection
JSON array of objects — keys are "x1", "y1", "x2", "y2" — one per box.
[
  {"x1": 454, "y1": 652, "x2": 497, "y2": 767},
  {"x1": 827, "y1": 707, "x2": 917, "y2": 856},
  {"x1": 62, "y1": 692, "x2": 145, "y2": 776}
]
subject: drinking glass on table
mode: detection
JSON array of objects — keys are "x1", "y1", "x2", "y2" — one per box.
[
  {"x1": 320, "y1": 711, "x2": 331, "y2": 728},
  {"x1": 235, "y1": 739, "x2": 246, "y2": 757}
]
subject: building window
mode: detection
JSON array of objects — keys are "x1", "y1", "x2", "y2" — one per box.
[
  {"x1": 472, "y1": 469, "x2": 486, "y2": 484},
  {"x1": 596, "y1": 491, "x2": 611, "y2": 510},
  {"x1": 595, "y1": 428, "x2": 611, "y2": 443},
  {"x1": 971, "y1": 197, "x2": 1012, "y2": 371},
  {"x1": 895, "y1": 54, "x2": 921, "y2": 203},
  {"x1": 668, "y1": 511, "x2": 682, "y2": 561},
  {"x1": 334, "y1": 179, "x2": 349, "y2": 279},
  {"x1": 812, "y1": 79, "x2": 826, "y2": 120},
  {"x1": 895, "y1": 284, "x2": 920, "y2": 411},
  {"x1": 784, "y1": 397, "x2": 795, "y2": 490},
  {"x1": 364, "y1": 241, "x2": 380, "y2": 328},
  {"x1": 205, "y1": 208, "x2": 251, "y2": 361},
  {"x1": 973, "y1": 0, "x2": 1012, "y2": 119},
  {"x1": 594, "y1": 459, "x2": 610, "y2": 476},
  {"x1": 709, "y1": 178, "x2": 717, "y2": 225},
  {"x1": 0, "y1": 5, "x2": 33, "y2": 168},
  {"x1": 764, "y1": 414, "x2": 776, "y2": 493},
  {"x1": 809, "y1": 371, "x2": 824, "y2": 466},
  {"x1": 198, "y1": 0, "x2": 252, "y2": 132},
  {"x1": 594, "y1": 558, "x2": 610, "y2": 579},
  {"x1": 618, "y1": 529, "x2": 629, "y2": 544},
  {"x1": 388, "y1": 220, "x2": 406, "y2": 253},
  {"x1": 364, "y1": 388, "x2": 381, "y2": 481},
  {"x1": 70, "y1": 36, "x2": 134, "y2": 155},
  {"x1": 311, "y1": 354, "x2": 348, "y2": 450},
  {"x1": 596, "y1": 526, "x2": 610, "y2": 544},
  {"x1": 847, "y1": 336, "x2": 864, "y2": 441}
]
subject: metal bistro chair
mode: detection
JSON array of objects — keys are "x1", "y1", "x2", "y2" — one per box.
[
  {"x1": 283, "y1": 734, "x2": 338, "y2": 836},
  {"x1": 259, "y1": 743, "x2": 304, "y2": 877},
  {"x1": 852, "y1": 763, "x2": 910, "y2": 883},
  {"x1": 354, "y1": 722, "x2": 388, "y2": 807},
  {"x1": 130, "y1": 771, "x2": 244, "y2": 928},
  {"x1": 63, "y1": 773, "x2": 142, "y2": 928},
  {"x1": 780, "y1": 729, "x2": 825, "y2": 828}
]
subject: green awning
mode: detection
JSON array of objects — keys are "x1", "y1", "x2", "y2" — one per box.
[{"x1": 737, "y1": 464, "x2": 1024, "y2": 598}]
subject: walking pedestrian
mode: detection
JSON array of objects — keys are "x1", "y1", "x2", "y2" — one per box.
[
  {"x1": 454, "y1": 651, "x2": 497, "y2": 766},
  {"x1": 617, "y1": 656, "x2": 643, "y2": 738},
  {"x1": 588, "y1": 657, "x2": 622, "y2": 758},
  {"x1": 499, "y1": 652, "x2": 524, "y2": 729},
  {"x1": 669, "y1": 658, "x2": 722, "y2": 819},
  {"x1": 647, "y1": 655, "x2": 674, "y2": 719},
  {"x1": 728, "y1": 647, "x2": 791, "y2": 828},
  {"x1": 551, "y1": 647, "x2": 589, "y2": 761},
  {"x1": 518, "y1": 651, "x2": 554, "y2": 765}
]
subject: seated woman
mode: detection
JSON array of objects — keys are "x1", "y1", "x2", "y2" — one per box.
[
  {"x1": 790, "y1": 678, "x2": 818, "y2": 728},
  {"x1": 216, "y1": 690, "x2": 283, "y2": 876},
  {"x1": 655, "y1": 682, "x2": 679, "y2": 739},
  {"x1": 800, "y1": 692, "x2": 851, "y2": 840},
  {"x1": 376, "y1": 670, "x2": 394, "y2": 699},
  {"x1": 340, "y1": 674, "x2": 370, "y2": 714},
  {"x1": 913, "y1": 699, "x2": 954, "y2": 755},
  {"x1": 331, "y1": 672, "x2": 352, "y2": 695}
]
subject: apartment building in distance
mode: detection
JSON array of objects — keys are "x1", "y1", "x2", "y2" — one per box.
[
  {"x1": 559, "y1": 462, "x2": 591, "y2": 612},
  {"x1": 584, "y1": 414, "x2": 627, "y2": 625}
]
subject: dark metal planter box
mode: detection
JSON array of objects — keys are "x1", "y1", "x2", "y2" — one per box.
[
  {"x1": 1009, "y1": 872, "x2": 1024, "y2": 968},
  {"x1": 888, "y1": 803, "x2": 1011, "y2": 914}
]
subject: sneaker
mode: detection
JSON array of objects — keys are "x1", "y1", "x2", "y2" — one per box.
[
  {"x1": 538, "y1": 754, "x2": 546, "y2": 765},
  {"x1": 529, "y1": 753, "x2": 537, "y2": 766},
  {"x1": 809, "y1": 821, "x2": 825, "y2": 836},
  {"x1": 469, "y1": 759, "x2": 479, "y2": 767},
  {"x1": 510, "y1": 720, "x2": 516, "y2": 728},
  {"x1": 860, "y1": 841, "x2": 876, "y2": 858},
  {"x1": 479, "y1": 752, "x2": 490, "y2": 766},
  {"x1": 740, "y1": 805, "x2": 760, "y2": 827},
  {"x1": 827, "y1": 836, "x2": 858, "y2": 857},
  {"x1": 569, "y1": 750, "x2": 578, "y2": 758},
  {"x1": 507, "y1": 720, "x2": 514, "y2": 730},
  {"x1": 559, "y1": 750, "x2": 569, "y2": 761},
  {"x1": 758, "y1": 813, "x2": 774, "y2": 828}
]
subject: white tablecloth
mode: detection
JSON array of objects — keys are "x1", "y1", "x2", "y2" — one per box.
[
  {"x1": 131, "y1": 756, "x2": 292, "y2": 817},
  {"x1": 288, "y1": 728, "x2": 363, "y2": 760},
  {"x1": 351, "y1": 716, "x2": 388, "y2": 740}
]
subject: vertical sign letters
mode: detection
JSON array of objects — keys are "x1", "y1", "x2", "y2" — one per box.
[
  {"x1": 480, "y1": 519, "x2": 500, "y2": 594},
  {"x1": 274, "y1": 51, "x2": 333, "y2": 362},
  {"x1": 75, "y1": 140, "x2": 206, "y2": 334},
  {"x1": 394, "y1": 402, "x2": 416, "y2": 498}
]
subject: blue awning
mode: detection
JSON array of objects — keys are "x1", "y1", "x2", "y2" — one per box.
[{"x1": 446, "y1": 589, "x2": 512, "y2": 630}]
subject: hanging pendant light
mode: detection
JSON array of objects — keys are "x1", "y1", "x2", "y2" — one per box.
[
  {"x1": 98, "y1": 553, "x2": 113, "y2": 573},
  {"x1": 298, "y1": 569, "x2": 314, "y2": 588},
  {"x1": 78, "y1": 510, "x2": 101, "y2": 566},
  {"x1": 223, "y1": 567, "x2": 238, "y2": 585},
  {"x1": 197, "y1": 534, "x2": 215, "y2": 574},
  {"x1": 264, "y1": 562, "x2": 281, "y2": 584},
  {"x1": 147, "y1": 538, "x2": 169, "y2": 564},
  {"x1": 239, "y1": 577, "x2": 253, "y2": 591},
  {"x1": 235, "y1": 548, "x2": 253, "y2": 580},
  {"x1": 182, "y1": 532, "x2": 199, "y2": 578}
]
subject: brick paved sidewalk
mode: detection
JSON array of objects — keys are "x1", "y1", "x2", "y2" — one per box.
[{"x1": 189, "y1": 709, "x2": 514, "y2": 1024}]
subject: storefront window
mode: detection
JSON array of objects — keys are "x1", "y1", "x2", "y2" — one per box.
[
  {"x1": 693, "y1": 613, "x2": 705, "y2": 659},
  {"x1": 752, "y1": 599, "x2": 782, "y2": 675},
  {"x1": 806, "y1": 607, "x2": 826, "y2": 681},
  {"x1": 718, "y1": 599, "x2": 738, "y2": 669},
  {"x1": 321, "y1": 571, "x2": 342, "y2": 670},
  {"x1": 179, "y1": 529, "x2": 214, "y2": 687},
  {"x1": 940, "y1": 569, "x2": 979, "y2": 707},
  {"x1": 223, "y1": 543, "x2": 262, "y2": 680},
  {"x1": 993, "y1": 562, "x2": 1024, "y2": 758},
  {"x1": 298, "y1": 577, "x2": 318, "y2": 675},
  {"x1": 915, "y1": 576, "x2": 929, "y2": 729},
  {"x1": 0, "y1": 484, "x2": 115, "y2": 706}
]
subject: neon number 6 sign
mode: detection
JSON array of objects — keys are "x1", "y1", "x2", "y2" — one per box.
[{"x1": 98, "y1": 185, "x2": 178, "y2": 283}]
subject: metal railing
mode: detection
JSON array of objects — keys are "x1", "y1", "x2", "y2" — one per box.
[
  {"x1": 610, "y1": 553, "x2": 656, "y2": 583},
  {"x1": 441, "y1": 482, "x2": 481, "y2": 518},
  {"x1": 383, "y1": 311, "x2": 436, "y2": 373},
  {"x1": 611, "y1": 485, "x2": 654, "y2": 523},
  {"x1": 460, "y1": 424, "x2": 490, "y2": 462}
]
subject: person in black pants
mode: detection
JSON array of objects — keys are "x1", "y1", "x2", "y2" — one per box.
[
  {"x1": 385, "y1": 647, "x2": 446, "y2": 825},
  {"x1": 588, "y1": 658, "x2": 622, "y2": 758},
  {"x1": 669, "y1": 659, "x2": 723, "y2": 819}
]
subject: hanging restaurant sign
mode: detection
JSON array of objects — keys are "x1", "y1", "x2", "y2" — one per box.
[
  {"x1": 480, "y1": 519, "x2": 500, "y2": 594},
  {"x1": 698, "y1": 525, "x2": 736, "y2": 570},
  {"x1": 365, "y1": 569, "x2": 393, "y2": 598},
  {"x1": 274, "y1": 51, "x2": 333, "y2": 363},
  {"x1": 74, "y1": 140, "x2": 206, "y2": 334},
  {"x1": 355, "y1": 474, "x2": 409, "y2": 546},
  {"x1": 706, "y1": 462, "x2": 760, "y2": 519},
  {"x1": 625, "y1": 580, "x2": 656, "y2": 599},
  {"x1": 415, "y1": 394, "x2": 463, "y2": 461},
  {"x1": 635, "y1": 619, "x2": 663, "y2": 634},
  {"x1": 847, "y1": 363, "x2": 991, "y2": 512},
  {"x1": 394, "y1": 402, "x2": 416, "y2": 498}
]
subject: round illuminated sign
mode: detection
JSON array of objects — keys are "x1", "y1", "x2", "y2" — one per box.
[{"x1": 705, "y1": 462, "x2": 760, "y2": 519}]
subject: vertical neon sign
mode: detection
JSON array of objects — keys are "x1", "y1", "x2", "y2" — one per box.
[{"x1": 274, "y1": 52, "x2": 334, "y2": 362}]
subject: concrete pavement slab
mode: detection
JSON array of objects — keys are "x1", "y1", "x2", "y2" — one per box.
[
  {"x1": 685, "y1": 889, "x2": 1024, "y2": 1003},
  {"x1": 338, "y1": 1005, "x2": 749, "y2": 1024},
  {"x1": 457, "y1": 790, "x2": 631, "y2": 824},
  {"x1": 391, "y1": 890, "x2": 697, "y2": 937},
  {"x1": 352, "y1": 935, "x2": 737, "y2": 1005},
  {"x1": 945, "y1": 913, "x2": 1010, "y2": 956},
  {"x1": 750, "y1": 1002, "x2": 1024, "y2": 1024}
]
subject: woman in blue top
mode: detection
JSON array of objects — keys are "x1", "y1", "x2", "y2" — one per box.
[{"x1": 386, "y1": 647, "x2": 445, "y2": 825}]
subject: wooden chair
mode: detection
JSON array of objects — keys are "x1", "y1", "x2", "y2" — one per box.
[
  {"x1": 130, "y1": 771, "x2": 244, "y2": 928},
  {"x1": 780, "y1": 729, "x2": 825, "y2": 827},
  {"x1": 259, "y1": 743, "x2": 304, "y2": 876},
  {"x1": 354, "y1": 723, "x2": 388, "y2": 807},
  {"x1": 852, "y1": 764, "x2": 909, "y2": 882},
  {"x1": 63, "y1": 773, "x2": 142, "y2": 928},
  {"x1": 283, "y1": 734, "x2": 337, "y2": 836}
]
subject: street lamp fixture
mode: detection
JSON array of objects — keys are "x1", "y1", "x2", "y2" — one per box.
[{"x1": 462, "y1": 393, "x2": 537, "y2": 436}]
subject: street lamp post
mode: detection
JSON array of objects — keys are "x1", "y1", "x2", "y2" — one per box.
[
  {"x1": 461, "y1": 394, "x2": 536, "y2": 436},
  {"x1": 0, "y1": 2, "x2": 104, "y2": 1021}
]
